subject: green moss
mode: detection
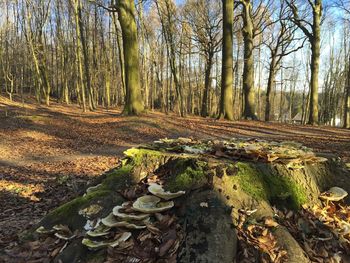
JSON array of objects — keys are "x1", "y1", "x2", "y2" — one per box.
[
  {"x1": 227, "y1": 162, "x2": 307, "y2": 210},
  {"x1": 263, "y1": 171, "x2": 307, "y2": 210},
  {"x1": 47, "y1": 189, "x2": 111, "y2": 222},
  {"x1": 166, "y1": 159, "x2": 207, "y2": 191},
  {"x1": 41, "y1": 165, "x2": 133, "y2": 229},
  {"x1": 233, "y1": 162, "x2": 269, "y2": 200},
  {"x1": 123, "y1": 148, "x2": 163, "y2": 166},
  {"x1": 98, "y1": 165, "x2": 133, "y2": 191}
]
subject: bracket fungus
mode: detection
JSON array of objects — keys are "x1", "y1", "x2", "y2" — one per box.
[
  {"x1": 148, "y1": 183, "x2": 185, "y2": 200},
  {"x1": 54, "y1": 232, "x2": 76, "y2": 240},
  {"x1": 35, "y1": 226, "x2": 55, "y2": 234},
  {"x1": 86, "y1": 224, "x2": 111, "y2": 237},
  {"x1": 319, "y1": 187, "x2": 348, "y2": 202},
  {"x1": 183, "y1": 145, "x2": 206, "y2": 154},
  {"x1": 82, "y1": 232, "x2": 132, "y2": 250},
  {"x1": 85, "y1": 183, "x2": 102, "y2": 194},
  {"x1": 51, "y1": 224, "x2": 76, "y2": 240},
  {"x1": 101, "y1": 213, "x2": 148, "y2": 229},
  {"x1": 113, "y1": 203, "x2": 150, "y2": 221},
  {"x1": 132, "y1": 195, "x2": 174, "y2": 213}
]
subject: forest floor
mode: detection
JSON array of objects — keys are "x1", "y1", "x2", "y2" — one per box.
[{"x1": 0, "y1": 94, "x2": 350, "y2": 251}]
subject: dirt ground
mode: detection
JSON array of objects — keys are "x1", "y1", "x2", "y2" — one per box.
[{"x1": 0, "y1": 95, "x2": 349, "y2": 250}]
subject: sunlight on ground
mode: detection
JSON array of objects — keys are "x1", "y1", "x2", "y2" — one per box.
[
  {"x1": 0, "y1": 96, "x2": 35, "y2": 110},
  {"x1": 16, "y1": 115, "x2": 51, "y2": 123},
  {"x1": 16, "y1": 130, "x2": 56, "y2": 141},
  {"x1": 0, "y1": 180, "x2": 44, "y2": 201}
]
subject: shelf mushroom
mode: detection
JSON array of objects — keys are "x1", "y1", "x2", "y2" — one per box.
[
  {"x1": 319, "y1": 187, "x2": 348, "y2": 205},
  {"x1": 132, "y1": 195, "x2": 174, "y2": 213},
  {"x1": 86, "y1": 224, "x2": 111, "y2": 237},
  {"x1": 148, "y1": 183, "x2": 185, "y2": 200},
  {"x1": 113, "y1": 203, "x2": 150, "y2": 221},
  {"x1": 82, "y1": 232, "x2": 131, "y2": 250},
  {"x1": 101, "y1": 213, "x2": 148, "y2": 229}
]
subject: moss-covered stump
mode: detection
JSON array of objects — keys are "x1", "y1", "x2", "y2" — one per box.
[{"x1": 28, "y1": 138, "x2": 350, "y2": 263}]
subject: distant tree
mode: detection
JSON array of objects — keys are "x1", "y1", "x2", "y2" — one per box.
[
  {"x1": 94, "y1": 0, "x2": 144, "y2": 115},
  {"x1": 334, "y1": 0, "x2": 350, "y2": 128},
  {"x1": 219, "y1": 0, "x2": 234, "y2": 120},
  {"x1": 183, "y1": 0, "x2": 222, "y2": 117},
  {"x1": 236, "y1": 0, "x2": 274, "y2": 120},
  {"x1": 71, "y1": 0, "x2": 87, "y2": 112},
  {"x1": 345, "y1": 56, "x2": 350, "y2": 128},
  {"x1": 264, "y1": 1, "x2": 305, "y2": 121},
  {"x1": 286, "y1": 0, "x2": 323, "y2": 125},
  {"x1": 22, "y1": 0, "x2": 51, "y2": 106},
  {"x1": 117, "y1": 0, "x2": 144, "y2": 115},
  {"x1": 155, "y1": 0, "x2": 185, "y2": 117}
]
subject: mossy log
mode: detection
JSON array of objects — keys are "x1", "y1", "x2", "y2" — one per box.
[{"x1": 32, "y1": 140, "x2": 350, "y2": 263}]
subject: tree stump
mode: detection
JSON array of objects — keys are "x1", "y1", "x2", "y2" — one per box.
[{"x1": 22, "y1": 138, "x2": 350, "y2": 262}]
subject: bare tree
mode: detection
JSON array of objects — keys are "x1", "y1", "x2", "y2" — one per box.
[
  {"x1": 264, "y1": 1, "x2": 305, "y2": 121},
  {"x1": 93, "y1": 0, "x2": 144, "y2": 115},
  {"x1": 22, "y1": 0, "x2": 52, "y2": 105},
  {"x1": 155, "y1": 0, "x2": 185, "y2": 117},
  {"x1": 286, "y1": 0, "x2": 323, "y2": 125},
  {"x1": 236, "y1": 0, "x2": 274, "y2": 120},
  {"x1": 183, "y1": 0, "x2": 222, "y2": 117}
]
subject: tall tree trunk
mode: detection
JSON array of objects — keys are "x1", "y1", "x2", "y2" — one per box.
[
  {"x1": 219, "y1": 0, "x2": 234, "y2": 120},
  {"x1": 309, "y1": 41, "x2": 320, "y2": 124},
  {"x1": 344, "y1": 55, "x2": 350, "y2": 128},
  {"x1": 72, "y1": 0, "x2": 87, "y2": 112},
  {"x1": 201, "y1": 54, "x2": 213, "y2": 117},
  {"x1": 155, "y1": 0, "x2": 185, "y2": 117},
  {"x1": 308, "y1": 1, "x2": 322, "y2": 125},
  {"x1": 241, "y1": 0, "x2": 257, "y2": 120},
  {"x1": 118, "y1": 0, "x2": 144, "y2": 115},
  {"x1": 76, "y1": 1, "x2": 95, "y2": 110},
  {"x1": 112, "y1": 13, "x2": 126, "y2": 103},
  {"x1": 265, "y1": 57, "x2": 276, "y2": 121}
]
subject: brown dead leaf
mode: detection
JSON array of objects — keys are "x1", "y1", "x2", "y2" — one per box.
[{"x1": 264, "y1": 217, "x2": 279, "y2": 228}]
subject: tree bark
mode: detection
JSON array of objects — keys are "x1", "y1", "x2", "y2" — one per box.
[
  {"x1": 241, "y1": 0, "x2": 257, "y2": 120},
  {"x1": 219, "y1": 0, "x2": 234, "y2": 120},
  {"x1": 72, "y1": 0, "x2": 87, "y2": 112},
  {"x1": 344, "y1": 55, "x2": 350, "y2": 128},
  {"x1": 117, "y1": 0, "x2": 144, "y2": 115},
  {"x1": 309, "y1": 4, "x2": 321, "y2": 125},
  {"x1": 201, "y1": 54, "x2": 213, "y2": 117},
  {"x1": 265, "y1": 57, "x2": 277, "y2": 121}
]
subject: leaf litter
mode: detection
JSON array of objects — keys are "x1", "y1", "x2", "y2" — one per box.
[
  {"x1": 3, "y1": 176, "x2": 185, "y2": 263},
  {"x1": 1, "y1": 133, "x2": 350, "y2": 262}
]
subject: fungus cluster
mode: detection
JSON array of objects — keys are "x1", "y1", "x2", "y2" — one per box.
[
  {"x1": 319, "y1": 187, "x2": 348, "y2": 202},
  {"x1": 81, "y1": 183, "x2": 185, "y2": 250},
  {"x1": 150, "y1": 137, "x2": 328, "y2": 169}
]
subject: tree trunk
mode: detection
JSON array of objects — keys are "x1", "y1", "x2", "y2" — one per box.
[
  {"x1": 118, "y1": 0, "x2": 144, "y2": 115},
  {"x1": 155, "y1": 0, "x2": 185, "y2": 117},
  {"x1": 72, "y1": 0, "x2": 86, "y2": 112},
  {"x1": 201, "y1": 54, "x2": 213, "y2": 117},
  {"x1": 265, "y1": 57, "x2": 276, "y2": 121},
  {"x1": 308, "y1": 3, "x2": 322, "y2": 125},
  {"x1": 219, "y1": 0, "x2": 234, "y2": 120},
  {"x1": 344, "y1": 56, "x2": 350, "y2": 128},
  {"x1": 344, "y1": 87, "x2": 350, "y2": 128},
  {"x1": 77, "y1": 1, "x2": 95, "y2": 111},
  {"x1": 242, "y1": 0, "x2": 257, "y2": 120}
]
